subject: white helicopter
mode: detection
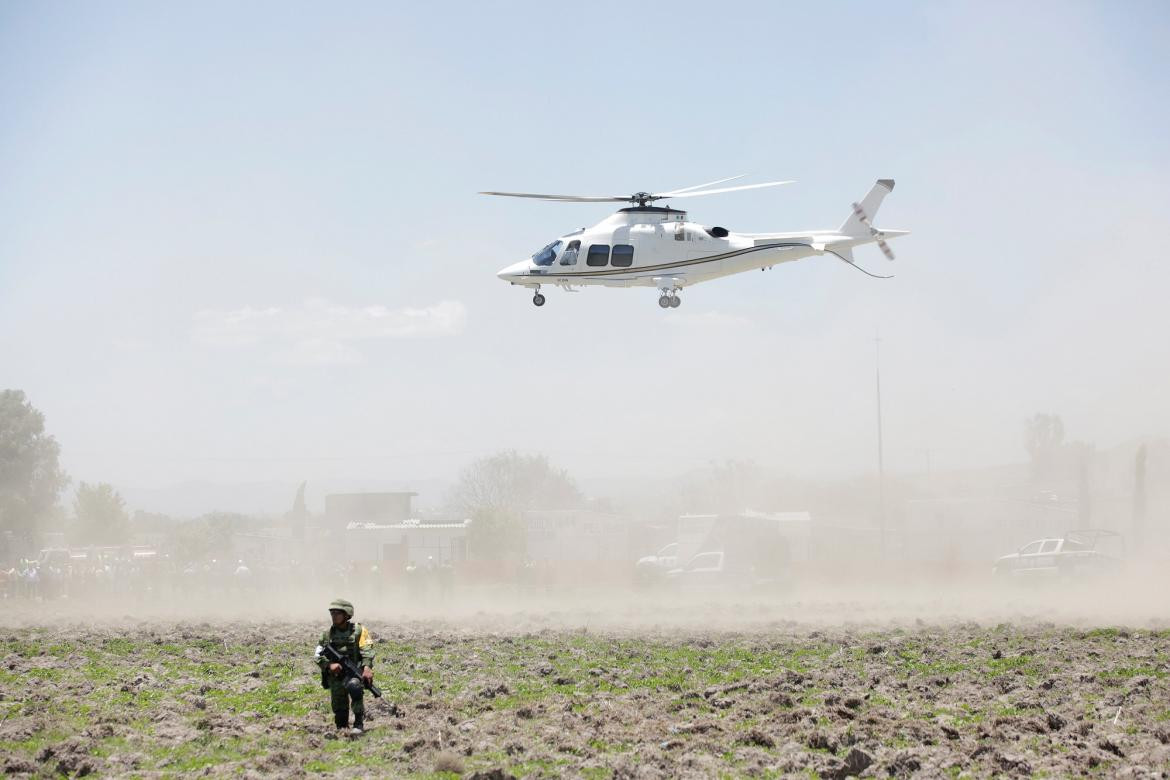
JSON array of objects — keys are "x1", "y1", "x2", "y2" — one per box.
[{"x1": 485, "y1": 177, "x2": 908, "y2": 308}]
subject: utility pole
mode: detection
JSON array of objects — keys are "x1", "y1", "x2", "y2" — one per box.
[
  {"x1": 1133, "y1": 444, "x2": 1147, "y2": 550},
  {"x1": 875, "y1": 331, "x2": 886, "y2": 555}
]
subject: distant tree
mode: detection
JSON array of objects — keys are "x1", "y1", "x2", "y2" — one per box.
[
  {"x1": 463, "y1": 505, "x2": 526, "y2": 561},
  {"x1": 0, "y1": 390, "x2": 69, "y2": 552},
  {"x1": 678, "y1": 459, "x2": 765, "y2": 514},
  {"x1": 1024, "y1": 413, "x2": 1065, "y2": 483},
  {"x1": 174, "y1": 512, "x2": 242, "y2": 563},
  {"x1": 72, "y1": 482, "x2": 130, "y2": 545},
  {"x1": 130, "y1": 510, "x2": 174, "y2": 548},
  {"x1": 449, "y1": 451, "x2": 581, "y2": 518},
  {"x1": 448, "y1": 451, "x2": 582, "y2": 559},
  {"x1": 130, "y1": 510, "x2": 173, "y2": 533}
]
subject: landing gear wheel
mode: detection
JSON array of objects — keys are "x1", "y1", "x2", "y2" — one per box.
[
  {"x1": 669, "y1": 296, "x2": 681, "y2": 308},
  {"x1": 532, "y1": 293, "x2": 546, "y2": 307},
  {"x1": 658, "y1": 295, "x2": 671, "y2": 309}
]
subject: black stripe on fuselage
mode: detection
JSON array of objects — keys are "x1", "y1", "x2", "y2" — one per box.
[{"x1": 521, "y1": 242, "x2": 809, "y2": 280}]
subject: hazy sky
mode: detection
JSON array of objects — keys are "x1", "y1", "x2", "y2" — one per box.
[{"x1": 2, "y1": 2, "x2": 1169, "y2": 512}]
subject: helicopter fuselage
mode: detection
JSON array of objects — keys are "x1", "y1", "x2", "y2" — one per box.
[
  {"x1": 493, "y1": 179, "x2": 907, "y2": 307},
  {"x1": 500, "y1": 206, "x2": 843, "y2": 287}
]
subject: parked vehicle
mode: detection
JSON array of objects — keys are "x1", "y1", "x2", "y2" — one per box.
[
  {"x1": 639, "y1": 513, "x2": 796, "y2": 591},
  {"x1": 666, "y1": 530, "x2": 791, "y2": 591},
  {"x1": 992, "y1": 529, "x2": 1124, "y2": 580},
  {"x1": 634, "y1": 542, "x2": 679, "y2": 584},
  {"x1": 665, "y1": 550, "x2": 729, "y2": 588}
]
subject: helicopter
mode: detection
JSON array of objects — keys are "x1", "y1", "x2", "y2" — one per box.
[{"x1": 484, "y1": 177, "x2": 908, "y2": 308}]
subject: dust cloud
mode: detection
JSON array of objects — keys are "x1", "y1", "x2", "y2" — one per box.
[
  {"x1": 4, "y1": 556, "x2": 1168, "y2": 632},
  {"x1": 6, "y1": 435, "x2": 1170, "y2": 630}
]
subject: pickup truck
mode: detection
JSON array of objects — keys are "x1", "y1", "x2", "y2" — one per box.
[
  {"x1": 634, "y1": 542, "x2": 679, "y2": 585},
  {"x1": 665, "y1": 549, "x2": 788, "y2": 591},
  {"x1": 992, "y1": 530, "x2": 1123, "y2": 580},
  {"x1": 665, "y1": 550, "x2": 726, "y2": 587},
  {"x1": 646, "y1": 513, "x2": 794, "y2": 590}
]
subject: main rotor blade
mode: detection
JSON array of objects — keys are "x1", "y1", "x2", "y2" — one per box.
[
  {"x1": 657, "y1": 180, "x2": 795, "y2": 199},
  {"x1": 478, "y1": 191, "x2": 631, "y2": 203},
  {"x1": 660, "y1": 175, "x2": 746, "y2": 196}
]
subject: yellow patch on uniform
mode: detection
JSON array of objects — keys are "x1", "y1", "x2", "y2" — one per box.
[{"x1": 358, "y1": 626, "x2": 371, "y2": 648}]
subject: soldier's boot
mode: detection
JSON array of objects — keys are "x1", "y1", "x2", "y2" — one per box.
[
  {"x1": 345, "y1": 677, "x2": 365, "y2": 734},
  {"x1": 333, "y1": 710, "x2": 349, "y2": 729}
]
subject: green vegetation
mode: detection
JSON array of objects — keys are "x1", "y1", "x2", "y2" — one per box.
[{"x1": 1, "y1": 624, "x2": 1168, "y2": 777}]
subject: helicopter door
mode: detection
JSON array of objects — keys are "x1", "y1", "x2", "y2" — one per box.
[{"x1": 559, "y1": 240, "x2": 581, "y2": 268}]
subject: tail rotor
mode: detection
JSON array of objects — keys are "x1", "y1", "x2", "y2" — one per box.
[{"x1": 850, "y1": 201, "x2": 895, "y2": 261}]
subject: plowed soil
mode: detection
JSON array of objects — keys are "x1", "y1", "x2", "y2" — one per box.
[{"x1": 2, "y1": 610, "x2": 1168, "y2": 778}]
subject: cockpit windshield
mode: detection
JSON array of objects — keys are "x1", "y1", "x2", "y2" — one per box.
[{"x1": 531, "y1": 240, "x2": 562, "y2": 267}]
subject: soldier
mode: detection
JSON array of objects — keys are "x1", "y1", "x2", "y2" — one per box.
[{"x1": 315, "y1": 598, "x2": 375, "y2": 733}]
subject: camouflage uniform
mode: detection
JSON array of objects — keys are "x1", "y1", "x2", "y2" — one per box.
[{"x1": 316, "y1": 598, "x2": 375, "y2": 729}]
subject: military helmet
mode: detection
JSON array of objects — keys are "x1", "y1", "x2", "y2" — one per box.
[{"x1": 328, "y1": 598, "x2": 354, "y2": 618}]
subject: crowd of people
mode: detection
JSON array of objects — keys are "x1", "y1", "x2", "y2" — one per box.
[
  {"x1": 0, "y1": 553, "x2": 268, "y2": 602},
  {"x1": 0, "y1": 550, "x2": 468, "y2": 606}
]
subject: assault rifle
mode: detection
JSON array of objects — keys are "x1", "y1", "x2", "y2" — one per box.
[{"x1": 319, "y1": 643, "x2": 382, "y2": 698}]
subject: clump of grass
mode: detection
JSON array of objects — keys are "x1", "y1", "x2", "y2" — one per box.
[
  {"x1": 434, "y1": 750, "x2": 465, "y2": 774},
  {"x1": 1084, "y1": 628, "x2": 1120, "y2": 640}
]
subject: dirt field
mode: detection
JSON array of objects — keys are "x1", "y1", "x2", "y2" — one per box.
[{"x1": 2, "y1": 607, "x2": 1169, "y2": 778}]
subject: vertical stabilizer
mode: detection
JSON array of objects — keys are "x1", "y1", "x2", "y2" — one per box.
[{"x1": 839, "y1": 179, "x2": 895, "y2": 237}]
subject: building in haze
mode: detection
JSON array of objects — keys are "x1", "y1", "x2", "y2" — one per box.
[
  {"x1": 343, "y1": 519, "x2": 470, "y2": 568},
  {"x1": 325, "y1": 492, "x2": 417, "y2": 528}
]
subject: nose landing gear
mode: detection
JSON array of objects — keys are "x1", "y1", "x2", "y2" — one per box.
[{"x1": 531, "y1": 286, "x2": 546, "y2": 307}]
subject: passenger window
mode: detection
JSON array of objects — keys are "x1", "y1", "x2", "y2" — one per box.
[
  {"x1": 687, "y1": 552, "x2": 718, "y2": 570},
  {"x1": 560, "y1": 240, "x2": 580, "y2": 266},
  {"x1": 1039, "y1": 540, "x2": 1059, "y2": 554},
  {"x1": 586, "y1": 244, "x2": 610, "y2": 267},
  {"x1": 1020, "y1": 541, "x2": 1042, "y2": 555},
  {"x1": 611, "y1": 244, "x2": 634, "y2": 267}
]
